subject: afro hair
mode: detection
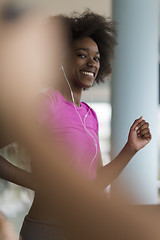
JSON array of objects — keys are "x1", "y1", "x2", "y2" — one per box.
[{"x1": 66, "y1": 9, "x2": 118, "y2": 83}]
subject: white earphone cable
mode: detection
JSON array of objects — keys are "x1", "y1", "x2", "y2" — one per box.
[{"x1": 61, "y1": 66, "x2": 98, "y2": 178}]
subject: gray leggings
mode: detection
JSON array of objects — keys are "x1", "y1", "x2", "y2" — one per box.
[{"x1": 20, "y1": 216, "x2": 67, "y2": 240}]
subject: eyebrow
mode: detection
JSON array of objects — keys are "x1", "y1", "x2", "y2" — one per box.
[{"x1": 75, "y1": 48, "x2": 100, "y2": 55}]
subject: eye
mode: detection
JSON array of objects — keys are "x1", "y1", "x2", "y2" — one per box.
[
  {"x1": 94, "y1": 57, "x2": 100, "y2": 62},
  {"x1": 77, "y1": 53, "x2": 87, "y2": 58}
]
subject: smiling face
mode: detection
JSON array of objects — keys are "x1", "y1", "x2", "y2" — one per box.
[{"x1": 68, "y1": 37, "x2": 100, "y2": 90}]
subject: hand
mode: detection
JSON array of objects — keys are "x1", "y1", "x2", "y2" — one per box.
[{"x1": 127, "y1": 116, "x2": 152, "y2": 153}]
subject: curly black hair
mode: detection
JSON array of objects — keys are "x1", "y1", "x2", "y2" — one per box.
[{"x1": 66, "y1": 10, "x2": 118, "y2": 84}]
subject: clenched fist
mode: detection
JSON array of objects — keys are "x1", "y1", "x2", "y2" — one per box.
[{"x1": 127, "y1": 116, "x2": 152, "y2": 153}]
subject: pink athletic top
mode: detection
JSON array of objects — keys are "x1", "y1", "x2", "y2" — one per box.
[{"x1": 37, "y1": 89, "x2": 100, "y2": 179}]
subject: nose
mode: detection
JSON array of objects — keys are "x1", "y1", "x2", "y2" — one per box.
[{"x1": 86, "y1": 57, "x2": 96, "y2": 67}]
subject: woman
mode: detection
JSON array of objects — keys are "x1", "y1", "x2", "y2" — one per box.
[{"x1": 0, "y1": 10, "x2": 151, "y2": 240}]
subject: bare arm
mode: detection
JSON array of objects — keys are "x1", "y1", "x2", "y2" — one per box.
[
  {"x1": 0, "y1": 154, "x2": 35, "y2": 191},
  {"x1": 0, "y1": 111, "x2": 37, "y2": 190},
  {"x1": 95, "y1": 116, "x2": 152, "y2": 190},
  {"x1": 95, "y1": 144, "x2": 135, "y2": 189}
]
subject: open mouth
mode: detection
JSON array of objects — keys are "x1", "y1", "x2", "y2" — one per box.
[{"x1": 80, "y1": 71, "x2": 95, "y2": 77}]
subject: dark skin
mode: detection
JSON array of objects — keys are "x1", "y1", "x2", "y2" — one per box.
[
  {"x1": 57, "y1": 37, "x2": 100, "y2": 106},
  {"x1": 0, "y1": 37, "x2": 152, "y2": 220},
  {"x1": 70, "y1": 38, "x2": 100, "y2": 90}
]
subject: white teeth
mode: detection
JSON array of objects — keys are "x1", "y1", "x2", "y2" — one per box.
[{"x1": 82, "y1": 71, "x2": 94, "y2": 77}]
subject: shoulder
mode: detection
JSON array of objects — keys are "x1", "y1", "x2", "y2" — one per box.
[
  {"x1": 37, "y1": 88, "x2": 59, "y2": 104},
  {"x1": 82, "y1": 102, "x2": 98, "y2": 119},
  {"x1": 35, "y1": 88, "x2": 62, "y2": 124}
]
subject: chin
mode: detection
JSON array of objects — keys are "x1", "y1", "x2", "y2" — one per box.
[
  {"x1": 81, "y1": 79, "x2": 95, "y2": 89},
  {"x1": 81, "y1": 84, "x2": 92, "y2": 90}
]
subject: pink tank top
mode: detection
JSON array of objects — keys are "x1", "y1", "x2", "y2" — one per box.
[{"x1": 37, "y1": 89, "x2": 100, "y2": 179}]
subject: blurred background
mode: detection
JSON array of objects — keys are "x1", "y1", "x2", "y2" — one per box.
[{"x1": 0, "y1": 0, "x2": 160, "y2": 235}]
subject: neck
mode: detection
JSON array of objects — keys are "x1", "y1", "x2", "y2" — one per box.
[
  {"x1": 71, "y1": 87, "x2": 83, "y2": 106},
  {"x1": 56, "y1": 75, "x2": 83, "y2": 107}
]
